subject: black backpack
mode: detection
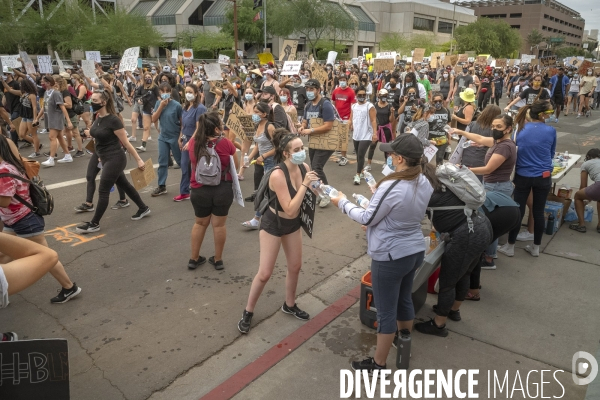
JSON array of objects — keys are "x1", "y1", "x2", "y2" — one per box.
[
  {"x1": 71, "y1": 93, "x2": 85, "y2": 115},
  {"x1": 0, "y1": 173, "x2": 54, "y2": 216}
]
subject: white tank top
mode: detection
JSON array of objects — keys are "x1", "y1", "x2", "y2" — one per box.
[{"x1": 351, "y1": 102, "x2": 374, "y2": 141}]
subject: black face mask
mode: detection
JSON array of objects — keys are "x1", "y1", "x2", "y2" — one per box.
[
  {"x1": 260, "y1": 97, "x2": 270, "y2": 103},
  {"x1": 389, "y1": 83, "x2": 396, "y2": 89},
  {"x1": 492, "y1": 129, "x2": 505, "y2": 140},
  {"x1": 91, "y1": 102, "x2": 103, "y2": 113},
  {"x1": 145, "y1": 78, "x2": 152, "y2": 84},
  {"x1": 357, "y1": 96, "x2": 366, "y2": 102},
  {"x1": 408, "y1": 94, "x2": 415, "y2": 101}
]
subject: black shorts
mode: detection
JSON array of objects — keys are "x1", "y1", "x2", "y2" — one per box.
[
  {"x1": 551, "y1": 93, "x2": 564, "y2": 109},
  {"x1": 190, "y1": 182, "x2": 234, "y2": 218},
  {"x1": 259, "y1": 208, "x2": 301, "y2": 237}
]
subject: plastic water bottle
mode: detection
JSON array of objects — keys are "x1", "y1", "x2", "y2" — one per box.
[
  {"x1": 243, "y1": 153, "x2": 250, "y2": 167},
  {"x1": 396, "y1": 329, "x2": 411, "y2": 369},
  {"x1": 352, "y1": 193, "x2": 370, "y2": 209},
  {"x1": 564, "y1": 150, "x2": 569, "y2": 160},
  {"x1": 311, "y1": 181, "x2": 338, "y2": 198},
  {"x1": 363, "y1": 171, "x2": 377, "y2": 191},
  {"x1": 443, "y1": 124, "x2": 452, "y2": 133}
]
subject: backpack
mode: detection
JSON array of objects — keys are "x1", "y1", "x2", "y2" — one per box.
[
  {"x1": 428, "y1": 164, "x2": 485, "y2": 233},
  {"x1": 0, "y1": 173, "x2": 54, "y2": 216},
  {"x1": 71, "y1": 94, "x2": 85, "y2": 115},
  {"x1": 194, "y1": 137, "x2": 225, "y2": 186}
]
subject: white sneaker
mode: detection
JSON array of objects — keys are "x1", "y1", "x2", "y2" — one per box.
[
  {"x1": 42, "y1": 157, "x2": 55, "y2": 167},
  {"x1": 147, "y1": 136, "x2": 153, "y2": 141},
  {"x1": 136, "y1": 145, "x2": 146, "y2": 152},
  {"x1": 319, "y1": 196, "x2": 331, "y2": 208},
  {"x1": 363, "y1": 165, "x2": 372, "y2": 172},
  {"x1": 128, "y1": 137, "x2": 137, "y2": 142},
  {"x1": 39, "y1": 129, "x2": 48, "y2": 134},
  {"x1": 524, "y1": 245, "x2": 539, "y2": 257},
  {"x1": 497, "y1": 244, "x2": 514, "y2": 257},
  {"x1": 57, "y1": 155, "x2": 73, "y2": 163},
  {"x1": 516, "y1": 231, "x2": 534, "y2": 241}
]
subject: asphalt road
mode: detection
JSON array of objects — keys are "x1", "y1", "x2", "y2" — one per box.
[{"x1": 2, "y1": 98, "x2": 599, "y2": 400}]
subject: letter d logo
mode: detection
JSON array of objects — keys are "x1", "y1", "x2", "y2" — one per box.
[{"x1": 572, "y1": 351, "x2": 598, "y2": 385}]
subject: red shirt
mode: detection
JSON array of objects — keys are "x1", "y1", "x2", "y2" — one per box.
[
  {"x1": 0, "y1": 162, "x2": 32, "y2": 226},
  {"x1": 188, "y1": 136, "x2": 237, "y2": 189},
  {"x1": 331, "y1": 87, "x2": 356, "y2": 120}
]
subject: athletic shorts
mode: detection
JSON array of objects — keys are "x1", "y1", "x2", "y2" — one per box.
[
  {"x1": 0, "y1": 265, "x2": 9, "y2": 308},
  {"x1": 190, "y1": 182, "x2": 234, "y2": 218},
  {"x1": 551, "y1": 93, "x2": 564, "y2": 108},
  {"x1": 259, "y1": 208, "x2": 301, "y2": 237},
  {"x1": 2, "y1": 212, "x2": 45, "y2": 238},
  {"x1": 584, "y1": 181, "x2": 600, "y2": 202}
]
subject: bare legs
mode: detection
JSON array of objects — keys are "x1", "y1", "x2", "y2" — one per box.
[
  {"x1": 48, "y1": 128, "x2": 69, "y2": 158},
  {"x1": 190, "y1": 215, "x2": 229, "y2": 262}
]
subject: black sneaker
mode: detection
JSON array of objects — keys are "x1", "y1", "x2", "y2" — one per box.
[
  {"x1": 76, "y1": 221, "x2": 100, "y2": 234},
  {"x1": 131, "y1": 206, "x2": 151, "y2": 221},
  {"x1": 74, "y1": 150, "x2": 85, "y2": 158},
  {"x1": 50, "y1": 283, "x2": 82, "y2": 304},
  {"x1": 433, "y1": 305, "x2": 461, "y2": 321},
  {"x1": 281, "y1": 302, "x2": 309, "y2": 320},
  {"x1": 481, "y1": 256, "x2": 497, "y2": 270},
  {"x1": 208, "y1": 256, "x2": 224, "y2": 270},
  {"x1": 111, "y1": 199, "x2": 130, "y2": 210},
  {"x1": 74, "y1": 203, "x2": 94, "y2": 213},
  {"x1": 188, "y1": 256, "x2": 207, "y2": 270},
  {"x1": 1, "y1": 332, "x2": 18, "y2": 341},
  {"x1": 414, "y1": 318, "x2": 449, "y2": 337},
  {"x1": 244, "y1": 193, "x2": 256, "y2": 202},
  {"x1": 151, "y1": 186, "x2": 167, "y2": 197},
  {"x1": 351, "y1": 357, "x2": 386, "y2": 374},
  {"x1": 19, "y1": 142, "x2": 33, "y2": 149},
  {"x1": 238, "y1": 310, "x2": 254, "y2": 334}
]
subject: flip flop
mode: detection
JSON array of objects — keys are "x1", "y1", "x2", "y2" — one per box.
[{"x1": 569, "y1": 223, "x2": 586, "y2": 233}]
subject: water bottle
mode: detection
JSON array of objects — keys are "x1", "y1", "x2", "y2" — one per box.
[
  {"x1": 243, "y1": 153, "x2": 250, "y2": 167},
  {"x1": 564, "y1": 150, "x2": 569, "y2": 160},
  {"x1": 443, "y1": 124, "x2": 452, "y2": 133},
  {"x1": 352, "y1": 193, "x2": 369, "y2": 209},
  {"x1": 545, "y1": 214, "x2": 555, "y2": 235},
  {"x1": 396, "y1": 329, "x2": 411, "y2": 369},
  {"x1": 311, "y1": 181, "x2": 338, "y2": 198},
  {"x1": 363, "y1": 171, "x2": 377, "y2": 191},
  {"x1": 444, "y1": 145, "x2": 452, "y2": 160}
]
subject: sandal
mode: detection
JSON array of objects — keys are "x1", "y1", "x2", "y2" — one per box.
[
  {"x1": 242, "y1": 219, "x2": 260, "y2": 230},
  {"x1": 465, "y1": 292, "x2": 480, "y2": 301},
  {"x1": 569, "y1": 223, "x2": 586, "y2": 233}
]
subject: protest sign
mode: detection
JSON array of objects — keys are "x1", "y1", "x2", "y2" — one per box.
[
  {"x1": 430, "y1": 52, "x2": 445, "y2": 68},
  {"x1": 281, "y1": 61, "x2": 302, "y2": 75},
  {"x1": 54, "y1": 51, "x2": 65, "y2": 73},
  {"x1": 311, "y1": 64, "x2": 328, "y2": 85},
  {"x1": 81, "y1": 60, "x2": 96, "y2": 79},
  {"x1": 85, "y1": 51, "x2": 101, "y2": 63},
  {"x1": 280, "y1": 40, "x2": 299, "y2": 61},
  {"x1": 183, "y1": 49, "x2": 194, "y2": 60},
  {"x1": 443, "y1": 54, "x2": 458, "y2": 67},
  {"x1": 119, "y1": 47, "x2": 139, "y2": 72},
  {"x1": 423, "y1": 144, "x2": 438, "y2": 162},
  {"x1": 227, "y1": 113, "x2": 254, "y2": 141},
  {"x1": 257, "y1": 53, "x2": 274, "y2": 65},
  {"x1": 296, "y1": 52, "x2": 309, "y2": 62},
  {"x1": 326, "y1": 51, "x2": 338, "y2": 66},
  {"x1": 351, "y1": 58, "x2": 359, "y2": 65},
  {"x1": 19, "y1": 51, "x2": 36, "y2": 75},
  {"x1": 308, "y1": 118, "x2": 348, "y2": 152},
  {"x1": 37, "y1": 55, "x2": 53, "y2": 74},
  {"x1": 204, "y1": 63, "x2": 222, "y2": 81},
  {"x1": 365, "y1": 53, "x2": 373, "y2": 63},
  {"x1": 541, "y1": 56, "x2": 556, "y2": 66},
  {"x1": 218, "y1": 54, "x2": 230, "y2": 64},
  {"x1": 495, "y1": 58, "x2": 507, "y2": 68},
  {"x1": 373, "y1": 58, "x2": 395, "y2": 72},
  {"x1": 475, "y1": 56, "x2": 487, "y2": 66},
  {"x1": 413, "y1": 48, "x2": 425, "y2": 63},
  {"x1": 578, "y1": 60, "x2": 594, "y2": 75},
  {"x1": 129, "y1": 158, "x2": 156, "y2": 190},
  {"x1": 521, "y1": 54, "x2": 536, "y2": 64},
  {"x1": 377, "y1": 51, "x2": 397, "y2": 59},
  {"x1": 209, "y1": 80, "x2": 224, "y2": 95},
  {"x1": 458, "y1": 54, "x2": 468, "y2": 64},
  {"x1": 1, "y1": 55, "x2": 21, "y2": 69},
  {"x1": 300, "y1": 189, "x2": 316, "y2": 238},
  {"x1": 0, "y1": 339, "x2": 70, "y2": 399}
]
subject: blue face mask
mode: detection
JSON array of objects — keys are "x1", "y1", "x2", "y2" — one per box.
[
  {"x1": 280, "y1": 96, "x2": 288, "y2": 103},
  {"x1": 161, "y1": 93, "x2": 170, "y2": 100},
  {"x1": 245, "y1": 94, "x2": 254, "y2": 101},
  {"x1": 290, "y1": 150, "x2": 306, "y2": 165},
  {"x1": 306, "y1": 91, "x2": 316, "y2": 101},
  {"x1": 386, "y1": 156, "x2": 396, "y2": 171},
  {"x1": 252, "y1": 114, "x2": 262, "y2": 123}
]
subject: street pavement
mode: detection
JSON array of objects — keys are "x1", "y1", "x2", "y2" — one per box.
[{"x1": 2, "y1": 98, "x2": 600, "y2": 400}]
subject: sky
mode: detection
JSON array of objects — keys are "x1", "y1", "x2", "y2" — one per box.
[{"x1": 567, "y1": 0, "x2": 600, "y2": 36}]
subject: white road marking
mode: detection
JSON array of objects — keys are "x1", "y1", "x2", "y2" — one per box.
[
  {"x1": 46, "y1": 163, "x2": 160, "y2": 190},
  {"x1": 581, "y1": 119, "x2": 597, "y2": 127}
]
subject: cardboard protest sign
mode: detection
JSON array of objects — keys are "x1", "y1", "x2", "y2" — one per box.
[
  {"x1": 373, "y1": 58, "x2": 395, "y2": 72},
  {"x1": 218, "y1": 54, "x2": 230, "y2": 64},
  {"x1": 204, "y1": 63, "x2": 222, "y2": 81},
  {"x1": 229, "y1": 155, "x2": 244, "y2": 207},
  {"x1": 541, "y1": 56, "x2": 556, "y2": 66},
  {"x1": 81, "y1": 60, "x2": 96, "y2": 79},
  {"x1": 530, "y1": 59, "x2": 540, "y2": 66},
  {"x1": 578, "y1": 60, "x2": 594, "y2": 75},
  {"x1": 258, "y1": 53, "x2": 274, "y2": 65},
  {"x1": 443, "y1": 54, "x2": 458, "y2": 67},
  {"x1": 54, "y1": 51, "x2": 65, "y2": 73},
  {"x1": 281, "y1": 61, "x2": 302, "y2": 75},
  {"x1": 300, "y1": 189, "x2": 316, "y2": 238},
  {"x1": 430, "y1": 52, "x2": 445, "y2": 68},
  {"x1": 227, "y1": 113, "x2": 255, "y2": 141},
  {"x1": 19, "y1": 51, "x2": 36, "y2": 75},
  {"x1": 85, "y1": 138, "x2": 95, "y2": 153},
  {"x1": 413, "y1": 48, "x2": 425, "y2": 63},
  {"x1": 280, "y1": 40, "x2": 299, "y2": 61},
  {"x1": 296, "y1": 52, "x2": 309, "y2": 62},
  {"x1": 308, "y1": 119, "x2": 348, "y2": 152},
  {"x1": 458, "y1": 54, "x2": 468, "y2": 64},
  {"x1": 38, "y1": 56, "x2": 52, "y2": 74},
  {"x1": 311, "y1": 64, "x2": 328, "y2": 85},
  {"x1": 85, "y1": 51, "x2": 101, "y2": 63},
  {"x1": 209, "y1": 80, "x2": 224, "y2": 95},
  {"x1": 129, "y1": 158, "x2": 156, "y2": 190},
  {"x1": 1, "y1": 55, "x2": 21, "y2": 69},
  {"x1": 475, "y1": 56, "x2": 487, "y2": 66},
  {"x1": 119, "y1": 47, "x2": 139, "y2": 72},
  {"x1": 495, "y1": 58, "x2": 507, "y2": 68},
  {"x1": 0, "y1": 339, "x2": 70, "y2": 399}
]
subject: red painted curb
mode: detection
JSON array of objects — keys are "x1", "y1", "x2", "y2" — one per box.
[{"x1": 200, "y1": 284, "x2": 361, "y2": 400}]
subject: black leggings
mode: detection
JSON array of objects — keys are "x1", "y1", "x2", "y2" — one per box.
[
  {"x1": 478, "y1": 90, "x2": 492, "y2": 110},
  {"x1": 367, "y1": 126, "x2": 392, "y2": 161},
  {"x1": 353, "y1": 140, "x2": 371, "y2": 174},
  {"x1": 470, "y1": 206, "x2": 521, "y2": 289},
  {"x1": 492, "y1": 91, "x2": 502, "y2": 106},
  {"x1": 87, "y1": 151, "x2": 147, "y2": 224},
  {"x1": 508, "y1": 174, "x2": 551, "y2": 246},
  {"x1": 86, "y1": 152, "x2": 127, "y2": 204}
]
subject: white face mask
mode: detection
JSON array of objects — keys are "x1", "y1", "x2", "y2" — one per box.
[
  {"x1": 443, "y1": 73, "x2": 448, "y2": 78},
  {"x1": 185, "y1": 93, "x2": 195, "y2": 101},
  {"x1": 588, "y1": 71, "x2": 593, "y2": 76}
]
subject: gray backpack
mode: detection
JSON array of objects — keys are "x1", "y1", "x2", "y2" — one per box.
[
  {"x1": 194, "y1": 137, "x2": 224, "y2": 186},
  {"x1": 428, "y1": 163, "x2": 486, "y2": 232}
]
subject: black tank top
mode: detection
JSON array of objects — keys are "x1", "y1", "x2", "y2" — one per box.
[
  {"x1": 268, "y1": 162, "x2": 306, "y2": 212},
  {"x1": 374, "y1": 103, "x2": 391, "y2": 127}
]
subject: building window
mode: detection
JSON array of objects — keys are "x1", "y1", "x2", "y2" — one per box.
[
  {"x1": 511, "y1": 25, "x2": 521, "y2": 29},
  {"x1": 438, "y1": 21, "x2": 454, "y2": 34},
  {"x1": 544, "y1": 14, "x2": 549, "y2": 19},
  {"x1": 482, "y1": 14, "x2": 506, "y2": 19},
  {"x1": 510, "y1": 13, "x2": 522, "y2": 18},
  {"x1": 413, "y1": 17, "x2": 434, "y2": 31}
]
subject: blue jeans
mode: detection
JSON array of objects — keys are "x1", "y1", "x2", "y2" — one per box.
[
  {"x1": 483, "y1": 181, "x2": 514, "y2": 257},
  {"x1": 179, "y1": 136, "x2": 192, "y2": 195},
  {"x1": 158, "y1": 135, "x2": 182, "y2": 187},
  {"x1": 371, "y1": 251, "x2": 424, "y2": 334}
]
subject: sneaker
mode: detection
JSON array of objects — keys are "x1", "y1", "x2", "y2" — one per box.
[
  {"x1": 147, "y1": 136, "x2": 153, "y2": 141},
  {"x1": 151, "y1": 186, "x2": 167, "y2": 197},
  {"x1": 208, "y1": 256, "x2": 224, "y2": 270},
  {"x1": 353, "y1": 175, "x2": 361, "y2": 185},
  {"x1": 524, "y1": 244, "x2": 539, "y2": 257},
  {"x1": 74, "y1": 203, "x2": 94, "y2": 213},
  {"x1": 41, "y1": 157, "x2": 55, "y2": 167},
  {"x1": 576, "y1": 113, "x2": 582, "y2": 118},
  {"x1": 244, "y1": 193, "x2": 256, "y2": 202},
  {"x1": 28, "y1": 152, "x2": 41, "y2": 158},
  {"x1": 74, "y1": 150, "x2": 85, "y2": 158},
  {"x1": 188, "y1": 256, "x2": 207, "y2": 270},
  {"x1": 76, "y1": 221, "x2": 100, "y2": 234},
  {"x1": 414, "y1": 318, "x2": 449, "y2": 337},
  {"x1": 497, "y1": 243, "x2": 514, "y2": 257},
  {"x1": 128, "y1": 137, "x2": 137, "y2": 142},
  {"x1": 173, "y1": 163, "x2": 181, "y2": 169},
  {"x1": 39, "y1": 129, "x2": 48, "y2": 134},
  {"x1": 50, "y1": 283, "x2": 82, "y2": 304},
  {"x1": 338, "y1": 156, "x2": 348, "y2": 166},
  {"x1": 19, "y1": 142, "x2": 33, "y2": 149},
  {"x1": 319, "y1": 196, "x2": 331, "y2": 208},
  {"x1": 173, "y1": 194, "x2": 190, "y2": 202},
  {"x1": 281, "y1": 302, "x2": 309, "y2": 320},
  {"x1": 57, "y1": 155, "x2": 73, "y2": 163},
  {"x1": 351, "y1": 357, "x2": 386, "y2": 374},
  {"x1": 111, "y1": 200, "x2": 130, "y2": 210},
  {"x1": 516, "y1": 231, "x2": 534, "y2": 241},
  {"x1": 1, "y1": 332, "x2": 18, "y2": 341},
  {"x1": 433, "y1": 305, "x2": 461, "y2": 321},
  {"x1": 131, "y1": 206, "x2": 151, "y2": 220},
  {"x1": 85, "y1": 149, "x2": 93, "y2": 155},
  {"x1": 238, "y1": 310, "x2": 254, "y2": 334},
  {"x1": 363, "y1": 165, "x2": 372, "y2": 172},
  {"x1": 136, "y1": 145, "x2": 146, "y2": 152},
  {"x1": 481, "y1": 256, "x2": 496, "y2": 270},
  {"x1": 67, "y1": 146, "x2": 75, "y2": 153}
]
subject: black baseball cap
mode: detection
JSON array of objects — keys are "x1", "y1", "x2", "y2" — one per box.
[
  {"x1": 260, "y1": 86, "x2": 277, "y2": 95},
  {"x1": 379, "y1": 134, "x2": 424, "y2": 159},
  {"x1": 304, "y1": 79, "x2": 321, "y2": 89}
]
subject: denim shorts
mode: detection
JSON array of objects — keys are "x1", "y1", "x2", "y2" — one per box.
[
  {"x1": 484, "y1": 181, "x2": 514, "y2": 197},
  {"x1": 0, "y1": 266, "x2": 9, "y2": 308},
  {"x1": 2, "y1": 212, "x2": 45, "y2": 238},
  {"x1": 22, "y1": 117, "x2": 33, "y2": 123},
  {"x1": 132, "y1": 102, "x2": 143, "y2": 115}
]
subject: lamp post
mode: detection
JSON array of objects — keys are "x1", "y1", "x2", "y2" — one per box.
[
  {"x1": 450, "y1": 0, "x2": 457, "y2": 54},
  {"x1": 228, "y1": 0, "x2": 240, "y2": 65}
]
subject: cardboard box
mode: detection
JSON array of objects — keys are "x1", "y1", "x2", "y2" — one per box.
[
  {"x1": 544, "y1": 201, "x2": 564, "y2": 234},
  {"x1": 547, "y1": 193, "x2": 572, "y2": 223}
]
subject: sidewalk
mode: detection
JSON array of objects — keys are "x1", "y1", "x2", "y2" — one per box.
[{"x1": 150, "y1": 191, "x2": 600, "y2": 400}]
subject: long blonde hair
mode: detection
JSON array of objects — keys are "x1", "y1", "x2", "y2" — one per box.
[{"x1": 53, "y1": 75, "x2": 68, "y2": 91}]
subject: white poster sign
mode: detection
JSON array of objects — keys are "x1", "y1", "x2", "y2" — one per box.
[
  {"x1": 54, "y1": 51, "x2": 65, "y2": 73},
  {"x1": 218, "y1": 54, "x2": 230, "y2": 64},
  {"x1": 81, "y1": 60, "x2": 96, "y2": 79},
  {"x1": 448, "y1": 136, "x2": 466, "y2": 164},
  {"x1": 182, "y1": 49, "x2": 194, "y2": 60},
  {"x1": 1, "y1": 55, "x2": 21, "y2": 69},
  {"x1": 171, "y1": 50, "x2": 178, "y2": 63},
  {"x1": 280, "y1": 61, "x2": 302, "y2": 76},
  {"x1": 19, "y1": 51, "x2": 36, "y2": 75},
  {"x1": 204, "y1": 63, "x2": 223, "y2": 81},
  {"x1": 237, "y1": 50, "x2": 244, "y2": 57},
  {"x1": 423, "y1": 144, "x2": 439, "y2": 162},
  {"x1": 230, "y1": 156, "x2": 244, "y2": 207},
  {"x1": 37, "y1": 55, "x2": 53, "y2": 74},
  {"x1": 119, "y1": 47, "x2": 140, "y2": 72},
  {"x1": 326, "y1": 51, "x2": 338, "y2": 66},
  {"x1": 85, "y1": 51, "x2": 101, "y2": 63},
  {"x1": 376, "y1": 51, "x2": 397, "y2": 59}
]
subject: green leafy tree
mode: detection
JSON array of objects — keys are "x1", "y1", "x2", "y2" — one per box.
[
  {"x1": 379, "y1": 32, "x2": 409, "y2": 53},
  {"x1": 174, "y1": 29, "x2": 200, "y2": 50},
  {"x1": 526, "y1": 29, "x2": 544, "y2": 49},
  {"x1": 221, "y1": 0, "x2": 270, "y2": 49},
  {"x1": 192, "y1": 31, "x2": 234, "y2": 58},
  {"x1": 554, "y1": 46, "x2": 586, "y2": 58},
  {"x1": 408, "y1": 34, "x2": 442, "y2": 56},
  {"x1": 455, "y1": 18, "x2": 521, "y2": 57}
]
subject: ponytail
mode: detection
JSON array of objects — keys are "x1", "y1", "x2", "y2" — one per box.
[
  {"x1": 194, "y1": 112, "x2": 222, "y2": 163},
  {"x1": 272, "y1": 128, "x2": 294, "y2": 163}
]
